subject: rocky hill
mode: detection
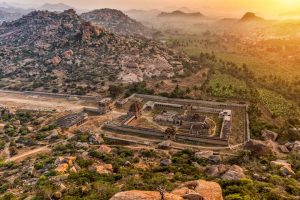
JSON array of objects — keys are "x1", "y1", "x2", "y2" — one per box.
[
  {"x1": 240, "y1": 12, "x2": 264, "y2": 22},
  {"x1": 81, "y1": 8, "x2": 153, "y2": 37},
  {"x1": 38, "y1": 3, "x2": 74, "y2": 12},
  {"x1": 0, "y1": 6, "x2": 31, "y2": 24},
  {"x1": 158, "y1": 10, "x2": 204, "y2": 18},
  {"x1": 0, "y1": 9, "x2": 189, "y2": 94},
  {"x1": 0, "y1": 10, "x2": 21, "y2": 24}
]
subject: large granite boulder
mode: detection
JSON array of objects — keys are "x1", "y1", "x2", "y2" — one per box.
[
  {"x1": 270, "y1": 160, "x2": 295, "y2": 176},
  {"x1": 51, "y1": 56, "x2": 62, "y2": 66},
  {"x1": 110, "y1": 180, "x2": 223, "y2": 200},
  {"x1": 205, "y1": 165, "x2": 229, "y2": 178},
  {"x1": 98, "y1": 145, "x2": 112, "y2": 154},
  {"x1": 110, "y1": 190, "x2": 183, "y2": 200},
  {"x1": 221, "y1": 165, "x2": 246, "y2": 180},
  {"x1": 172, "y1": 180, "x2": 223, "y2": 200},
  {"x1": 244, "y1": 139, "x2": 275, "y2": 156},
  {"x1": 195, "y1": 151, "x2": 214, "y2": 160},
  {"x1": 285, "y1": 141, "x2": 300, "y2": 154}
]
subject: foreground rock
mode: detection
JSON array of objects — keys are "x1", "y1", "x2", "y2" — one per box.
[
  {"x1": 270, "y1": 160, "x2": 295, "y2": 176},
  {"x1": 110, "y1": 190, "x2": 183, "y2": 200},
  {"x1": 285, "y1": 141, "x2": 300, "y2": 154},
  {"x1": 261, "y1": 130, "x2": 278, "y2": 141},
  {"x1": 110, "y1": 179, "x2": 223, "y2": 200},
  {"x1": 98, "y1": 145, "x2": 112, "y2": 154},
  {"x1": 205, "y1": 164, "x2": 228, "y2": 178},
  {"x1": 195, "y1": 151, "x2": 214, "y2": 159},
  {"x1": 221, "y1": 165, "x2": 246, "y2": 180},
  {"x1": 173, "y1": 180, "x2": 223, "y2": 200},
  {"x1": 244, "y1": 139, "x2": 276, "y2": 156}
]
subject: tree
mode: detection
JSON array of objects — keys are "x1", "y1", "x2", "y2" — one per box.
[{"x1": 108, "y1": 85, "x2": 123, "y2": 98}]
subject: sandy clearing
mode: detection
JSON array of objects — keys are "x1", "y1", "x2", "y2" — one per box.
[{"x1": 0, "y1": 92, "x2": 88, "y2": 111}]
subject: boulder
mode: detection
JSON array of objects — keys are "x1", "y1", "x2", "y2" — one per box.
[
  {"x1": 98, "y1": 145, "x2": 112, "y2": 154},
  {"x1": 63, "y1": 49, "x2": 73, "y2": 59},
  {"x1": 69, "y1": 166, "x2": 78, "y2": 173},
  {"x1": 51, "y1": 56, "x2": 62, "y2": 66},
  {"x1": 261, "y1": 130, "x2": 278, "y2": 141},
  {"x1": 173, "y1": 180, "x2": 223, "y2": 200},
  {"x1": 160, "y1": 159, "x2": 172, "y2": 166},
  {"x1": 208, "y1": 155, "x2": 221, "y2": 164},
  {"x1": 110, "y1": 190, "x2": 183, "y2": 200},
  {"x1": 53, "y1": 191, "x2": 62, "y2": 199},
  {"x1": 55, "y1": 163, "x2": 69, "y2": 173},
  {"x1": 244, "y1": 139, "x2": 275, "y2": 156},
  {"x1": 270, "y1": 160, "x2": 295, "y2": 176},
  {"x1": 158, "y1": 140, "x2": 172, "y2": 149},
  {"x1": 205, "y1": 165, "x2": 228, "y2": 178},
  {"x1": 195, "y1": 151, "x2": 214, "y2": 160},
  {"x1": 278, "y1": 145, "x2": 289, "y2": 153},
  {"x1": 89, "y1": 134, "x2": 103, "y2": 145},
  {"x1": 205, "y1": 166, "x2": 220, "y2": 178},
  {"x1": 91, "y1": 164, "x2": 113, "y2": 174},
  {"x1": 221, "y1": 165, "x2": 246, "y2": 180},
  {"x1": 124, "y1": 161, "x2": 132, "y2": 166},
  {"x1": 289, "y1": 141, "x2": 300, "y2": 154},
  {"x1": 183, "y1": 192, "x2": 203, "y2": 200}
]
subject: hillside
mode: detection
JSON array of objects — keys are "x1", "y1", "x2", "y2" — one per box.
[
  {"x1": 0, "y1": 9, "x2": 190, "y2": 95},
  {"x1": 0, "y1": 10, "x2": 21, "y2": 24},
  {"x1": 158, "y1": 10, "x2": 204, "y2": 18},
  {"x1": 81, "y1": 8, "x2": 153, "y2": 37},
  {"x1": 38, "y1": 3, "x2": 74, "y2": 12},
  {"x1": 240, "y1": 12, "x2": 264, "y2": 22}
]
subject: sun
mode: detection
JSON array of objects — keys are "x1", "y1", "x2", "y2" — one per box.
[{"x1": 281, "y1": 0, "x2": 300, "y2": 8}]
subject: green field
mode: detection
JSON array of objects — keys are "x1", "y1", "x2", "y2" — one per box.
[
  {"x1": 258, "y1": 88, "x2": 299, "y2": 118},
  {"x1": 206, "y1": 72, "x2": 250, "y2": 98},
  {"x1": 164, "y1": 34, "x2": 300, "y2": 80}
]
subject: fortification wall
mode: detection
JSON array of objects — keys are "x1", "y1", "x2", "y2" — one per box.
[
  {"x1": 103, "y1": 124, "x2": 229, "y2": 146},
  {"x1": 132, "y1": 94, "x2": 247, "y2": 108}
]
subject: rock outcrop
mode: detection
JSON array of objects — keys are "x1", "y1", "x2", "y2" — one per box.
[
  {"x1": 110, "y1": 179, "x2": 223, "y2": 200},
  {"x1": 221, "y1": 165, "x2": 246, "y2": 180},
  {"x1": 173, "y1": 180, "x2": 223, "y2": 200},
  {"x1": 270, "y1": 160, "x2": 295, "y2": 176},
  {"x1": 110, "y1": 190, "x2": 183, "y2": 200},
  {"x1": 261, "y1": 130, "x2": 278, "y2": 141},
  {"x1": 244, "y1": 139, "x2": 275, "y2": 156}
]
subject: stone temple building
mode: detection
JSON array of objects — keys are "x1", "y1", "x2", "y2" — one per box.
[
  {"x1": 154, "y1": 111, "x2": 210, "y2": 135},
  {"x1": 128, "y1": 101, "x2": 143, "y2": 118},
  {"x1": 98, "y1": 98, "x2": 115, "y2": 114}
]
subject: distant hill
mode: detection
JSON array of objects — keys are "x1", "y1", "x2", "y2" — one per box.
[
  {"x1": 158, "y1": 10, "x2": 204, "y2": 18},
  {"x1": 38, "y1": 3, "x2": 73, "y2": 12},
  {"x1": 0, "y1": 10, "x2": 19, "y2": 23},
  {"x1": 81, "y1": 8, "x2": 153, "y2": 37},
  {"x1": 240, "y1": 12, "x2": 264, "y2": 22},
  {"x1": 0, "y1": 6, "x2": 31, "y2": 24}
]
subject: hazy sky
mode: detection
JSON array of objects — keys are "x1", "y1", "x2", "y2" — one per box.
[{"x1": 2, "y1": 0, "x2": 300, "y2": 17}]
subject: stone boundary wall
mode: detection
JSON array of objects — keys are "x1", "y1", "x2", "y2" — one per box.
[
  {"x1": 103, "y1": 124, "x2": 229, "y2": 146},
  {"x1": 132, "y1": 94, "x2": 248, "y2": 108}
]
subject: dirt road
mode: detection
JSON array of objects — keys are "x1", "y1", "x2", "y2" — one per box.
[{"x1": 0, "y1": 92, "x2": 88, "y2": 111}]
